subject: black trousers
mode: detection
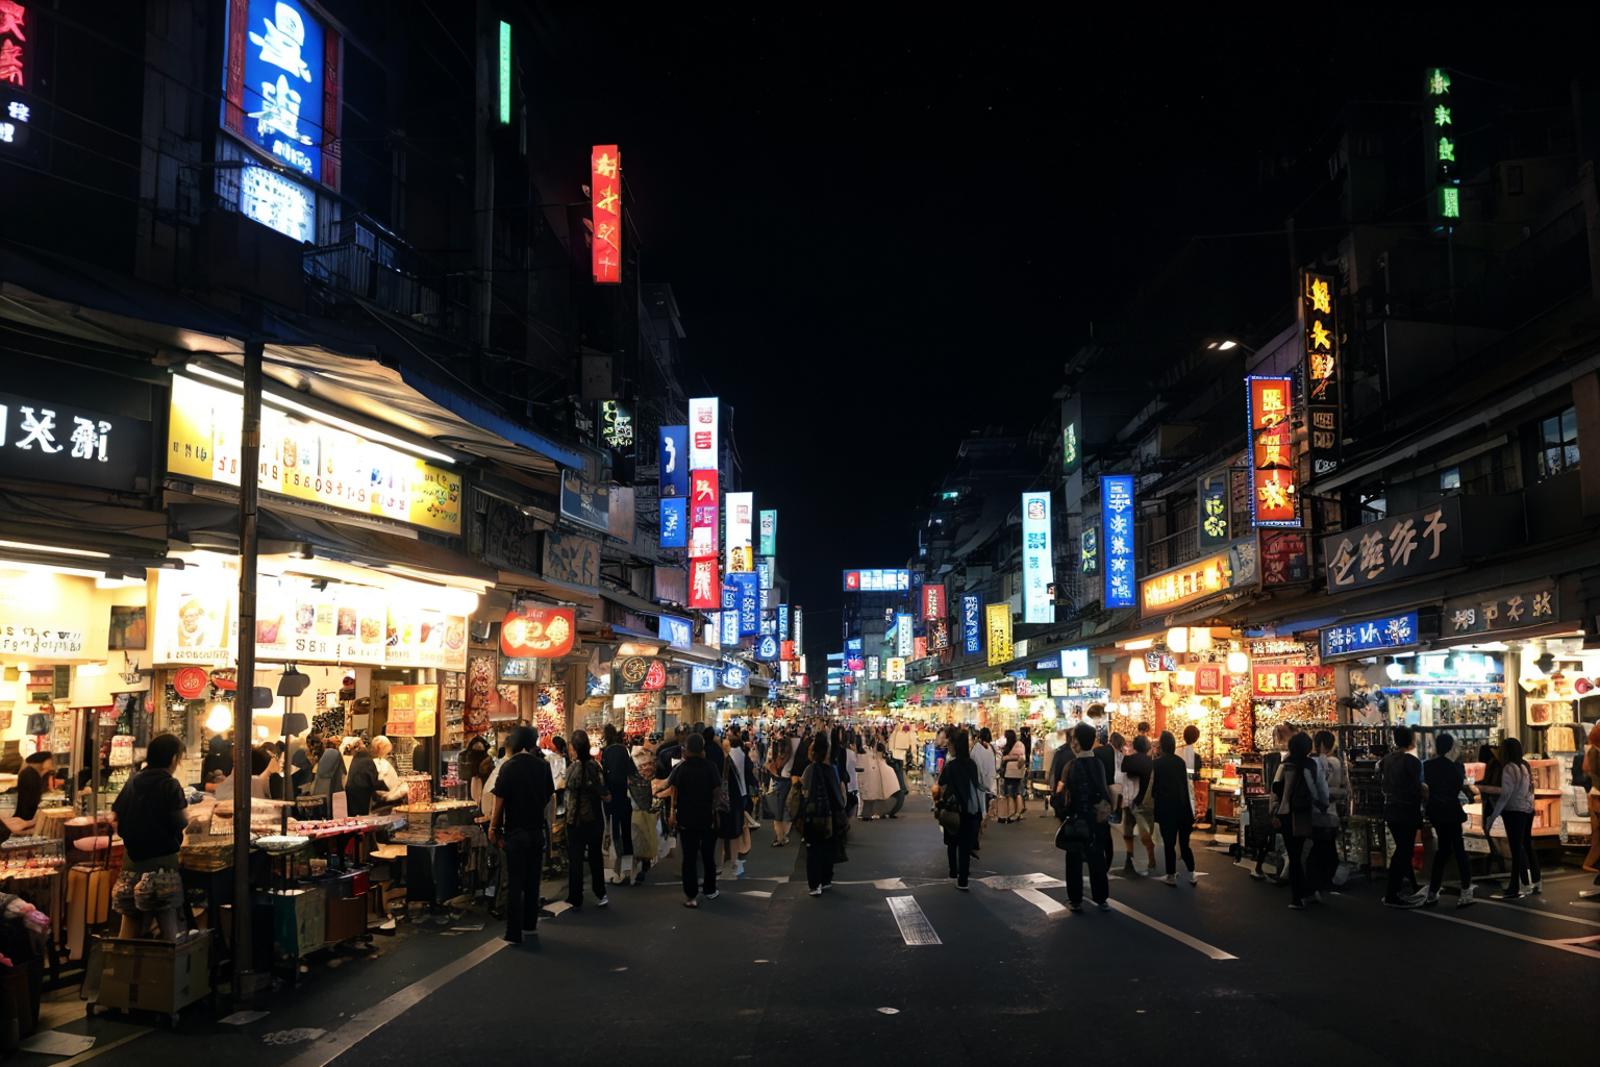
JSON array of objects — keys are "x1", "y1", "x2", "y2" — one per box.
[
  {"x1": 606, "y1": 795, "x2": 633, "y2": 858},
  {"x1": 1310, "y1": 829, "x2": 1339, "y2": 891},
  {"x1": 503, "y1": 829, "x2": 543, "y2": 939},
  {"x1": 1502, "y1": 810, "x2": 1540, "y2": 889},
  {"x1": 1158, "y1": 817, "x2": 1195, "y2": 874},
  {"x1": 566, "y1": 820, "x2": 606, "y2": 904},
  {"x1": 1066, "y1": 828, "x2": 1109, "y2": 906},
  {"x1": 1429, "y1": 817, "x2": 1472, "y2": 893},
  {"x1": 805, "y1": 839, "x2": 835, "y2": 890},
  {"x1": 1097, "y1": 823, "x2": 1114, "y2": 869},
  {"x1": 678, "y1": 827, "x2": 717, "y2": 899},
  {"x1": 1385, "y1": 814, "x2": 1420, "y2": 901},
  {"x1": 946, "y1": 814, "x2": 981, "y2": 885},
  {"x1": 1285, "y1": 832, "x2": 1310, "y2": 903}
]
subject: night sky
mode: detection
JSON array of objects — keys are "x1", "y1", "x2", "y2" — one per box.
[{"x1": 530, "y1": 11, "x2": 1600, "y2": 663}]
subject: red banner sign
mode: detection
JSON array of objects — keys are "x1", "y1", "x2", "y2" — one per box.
[
  {"x1": 1251, "y1": 664, "x2": 1333, "y2": 698},
  {"x1": 590, "y1": 145, "x2": 621, "y2": 284},
  {"x1": 781, "y1": 640, "x2": 796, "y2": 662},
  {"x1": 500, "y1": 607, "x2": 575, "y2": 659},
  {"x1": 1248, "y1": 376, "x2": 1298, "y2": 527},
  {"x1": 689, "y1": 558, "x2": 719, "y2": 609},
  {"x1": 1195, "y1": 664, "x2": 1224, "y2": 695},
  {"x1": 923, "y1": 583, "x2": 945, "y2": 621},
  {"x1": 689, "y1": 470, "x2": 719, "y2": 559}
]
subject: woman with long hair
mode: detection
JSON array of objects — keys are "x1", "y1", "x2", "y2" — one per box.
[
  {"x1": 999, "y1": 728, "x2": 1026, "y2": 823},
  {"x1": 563, "y1": 729, "x2": 610, "y2": 909},
  {"x1": 798, "y1": 733, "x2": 845, "y2": 896},
  {"x1": 1489, "y1": 737, "x2": 1540, "y2": 898},
  {"x1": 718, "y1": 730, "x2": 752, "y2": 878},
  {"x1": 766, "y1": 733, "x2": 794, "y2": 847},
  {"x1": 933, "y1": 728, "x2": 983, "y2": 890},
  {"x1": 1151, "y1": 731, "x2": 1198, "y2": 887}
]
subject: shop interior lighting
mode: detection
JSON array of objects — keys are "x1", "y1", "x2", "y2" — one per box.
[
  {"x1": 1385, "y1": 658, "x2": 1404, "y2": 681},
  {"x1": 1128, "y1": 658, "x2": 1150, "y2": 684},
  {"x1": 0, "y1": 539, "x2": 110, "y2": 559},
  {"x1": 1226, "y1": 650, "x2": 1249, "y2": 675},
  {"x1": 0, "y1": 559, "x2": 112, "y2": 581},
  {"x1": 1189, "y1": 628, "x2": 1213, "y2": 651},
  {"x1": 180, "y1": 365, "x2": 458, "y2": 466},
  {"x1": 1167, "y1": 627, "x2": 1189, "y2": 653},
  {"x1": 1176, "y1": 669, "x2": 1196, "y2": 687},
  {"x1": 205, "y1": 701, "x2": 233, "y2": 733},
  {"x1": 1123, "y1": 637, "x2": 1155, "y2": 651}
]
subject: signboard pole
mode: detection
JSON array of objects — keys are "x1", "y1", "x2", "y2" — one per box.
[{"x1": 234, "y1": 339, "x2": 264, "y2": 1000}]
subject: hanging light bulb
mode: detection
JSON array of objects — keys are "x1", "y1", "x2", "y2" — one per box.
[
  {"x1": 1189, "y1": 628, "x2": 1213, "y2": 652},
  {"x1": 1385, "y1": 658, "x2": 1404, "y2": 681},
  {"x1": 1226, "y1": 651, "x2": 1249, "y2": 675},
  {"x1": 1167, "y1": 628, "x2": 1189, "y2": 654},
  {"x1": 205, "y1": 701, "x2": 232, "y2": 733},
  {"x1": 1128, "y1": 658, "x2": 1150, "y2": 684},
  {"x1": 1176, "y1": 669, "x2": 1196, "y2": 687}
]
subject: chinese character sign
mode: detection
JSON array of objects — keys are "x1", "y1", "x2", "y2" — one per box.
[
  {"x1": 725, "y1": 492, "x2": 754, "y2": 573},
  {"x1": 1301, "y1": 271, "x2": 1341, "y2": 478},
  {"x1": 590, "y1": 144, "x2": 622, "y2": 283},
  {"x1": 0, "y1": 390, "x2": 149, "y2": 492},
  {"x1": 961, "y1": 595, "x2": 982, "y2": 655},
  {"x1": 1322, "y1": 498, "x2": 1463, "y2": 592},
  {"x1": 895, "y1": 613, "x2": 914, "y2": 658},
  {"x1": 659, "y1": 425, "x2": 688, "y2": 498},
  {"x1": 923, "y1": 583, "x2": 944, "y2": 622},
  {"x1": 659, "y1": 497, "x2": 686, "y2": 549},
  {"x1": 929, "y1": 618, "x2": 950, "y2": 652},
  {"x1": 731, "y1": 572, "x2": 760, "y2": 636},
  {"x1": 689, "y1": 558, "x2": 719, "y2": 610},
  {"x1": 1319, "y1": 611, "x2": 1419, "y2": 660},
  {"x1": 758, "y1": 509, "x2": 777, "y2": 557},
  {"x1": 1100, "y1": 475, "x2": 1135, "y2": 608},
  {"x1": 1443, "y1": 584, "x2": 1557, "y2": 638},
  {"x1": 793, "y1": 606, "x2": 804, "y2": 653},
  {"x1": 225, "y1": 0, "x2": 329, "y2": 183},
  {"x1": 720, "y1": 583, "x2": 740, "y2": 645},
  {"x1": 1247, "y1": 376, "x2": 1298, "y2": 527},
  {"x1": 658, "y1": 615, "x2": 693, "y2": 651},
  {"x1": 1061, "y1": 419, "x2": 1080, "y2": 476},
  {"x1": 1197, "y1": 472, "x2": 1229, "y2": 550},
  {"x1": 1428, "y1": 68, "x2": 1460, "y2": 222},
  {"x1": 1021, "y1": 491, "x2": 1055, "y2": 625},
  {"x1": 690, "y1": 665, "x2": 718, "y2": 693},
  {"x1": 985, "y1": 603, "x2": 1013, "y2": 667},
  {"x1": 688, "y1": 397, "x2": 719, "y2": 471},
  {"x1": 0, "y1": 1, "x2": 27, "y2": 88},
  {"x1": 688, "y1": 470, "x2": 719, "y2": 559}
]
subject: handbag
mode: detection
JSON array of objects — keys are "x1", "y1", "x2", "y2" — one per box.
[
  {"x1": 1055, "y1": 817, "x2": 1091, "y2": 852},
  {"x1": 936, "y1": 795, "x2": 963, "y2": 833}
]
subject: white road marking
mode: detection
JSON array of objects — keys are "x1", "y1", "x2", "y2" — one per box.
[
  {"x1": 281, "y1": 936, "x2": 509, "y2": 1067},
  {"x1": 47, "y1": 1030, "x2": 150, "y2": 1066},
  {"x1": 1469, "y1": 897, "x2": 1600, "y2": 929},
  {"x1": 741, "y1": 890, "x2": 773, "y2": 898},
  {"x1": 1015, "y1": 888, "x2": 1067, "y2": 916},
  {"x1": 543, "y1": 901, "x2": 573, "y2": 917},
  {"x1": 886, "y1": 895, "x2": 942, "y2": 945},
  {"x1": 1104, "y1": 899, "x2": 1238, "y2": 960},
  {"x1": 1414, "y1": 909, "x2": 1600, "y2": 961}
]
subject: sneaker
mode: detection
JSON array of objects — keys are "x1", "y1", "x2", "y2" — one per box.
[
  {"x1": 1457, "y1": 885, "x2": 1476, "y2": 908},
  {"x1": 809, "y1": 887, "x2": 823, "y2": 897},
  {"x1": 820, "y1": 883, "x2": 831, "y2": 892},
  {"x1": 704, "y1": 890, "x2": 720, "y2": 900},
  {"x1": 735, "y1": 860, "x2": 746, "y2": 878},
  {"x1": 1383, "y1": 896, "x2": 1422, "y2": 909},
  {"x1": 1096, "y1": 900, "x2": 1111, "y2": 912},
  {"x1": 1288, "y1": 900, "x2": 1306, "y2": 910},
  {"x1": 1189, "y1": 872, "x2": 1199, "y2": 887},
  {"x1": 683, "y1": 898, "x2": 698, "y2": 909},
  {"x1": 1423, "y1": 892, "x2": 1439, "y2": 908},
  {"x1": 1495, "y1": 890, "x2": 1523, "y2": 901},
  {"x1": 1068, "y1": 902, "x2": 1084, "y2": 913},
  {"x1": 1250, "y1": 869, "x2": 1266, "y2": 881},
  {"x1": 955, "y1": 882, "x2": 969, "y2": 891},
  {"x1": 596, "y1": 896, "x2": 609, "y2": 908}
]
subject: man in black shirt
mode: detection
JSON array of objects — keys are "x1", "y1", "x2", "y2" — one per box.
[
  {"x1": 1120, "y1": 736, "x2": 1157, "y2": 874},
  {"x1": 8, "y1": 751, "x2": 54, "y2": 835},
  {"x1": 490, "y1": 727, "x2": 556, "y2": 943},
  {"x1": 1090, "y1": 715, "x2": 1117, "y2": 868},
  {"x1": 667, "y1": 732, "x2": 721, "y2": 908},
  {"x1": 1378, "y1": 724, "x2": 1427, "y2": 908}
]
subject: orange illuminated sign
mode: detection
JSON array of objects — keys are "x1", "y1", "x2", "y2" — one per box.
[
  {"x1": 1247, "y1": 376, "x2": 1298, "y2": 527},
  {"x1": 1140, "y1": 551, "x2": 1234, "y2": 616},
  {"x1": 590, "y1": 145, "x2": 621, "y2": 284}
]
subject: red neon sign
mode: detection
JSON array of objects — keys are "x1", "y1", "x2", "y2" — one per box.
[
  {"x1": 0, "y1": 1, "x2": 27, "y2": 88},
  {"x1": 590, "y1": 144, "x2": 621, "y2": 284},
  {"x1": 1248, "y1": 376, "x2": 1298, "y2": 526},
  {"x1": 689, "y1": 558, "x2": 719, "y2": 609}
]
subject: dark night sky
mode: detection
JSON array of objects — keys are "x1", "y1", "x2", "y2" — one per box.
[{"x1": 528, "y1": 11, "x2": 1600, "y2": 663}]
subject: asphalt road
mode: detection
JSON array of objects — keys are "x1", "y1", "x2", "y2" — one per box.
[{"x1": 28, "y1": 803, "x2": 1599, "y2": 1066}]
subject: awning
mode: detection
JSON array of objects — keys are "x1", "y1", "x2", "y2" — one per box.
[{"x1": 599, "y1": 584, "x2": 682, "y2": 620}]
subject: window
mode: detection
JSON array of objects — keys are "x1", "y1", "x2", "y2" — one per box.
[
  {"x1": 1534, "y1": 406, "x2": 1580, "y2": 481},
  {"x1": 1439, "y1": 467, "x2": 1461, "y2": 492}
]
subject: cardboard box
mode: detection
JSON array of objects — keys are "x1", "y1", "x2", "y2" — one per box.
[
  {"x1": 92, "y1": 935, "x2": 211, "y2": 1016},
  {"x1": 324, "y1": 892, "x2": 366, "y2": 943},
  {"x1": 262, "y1": 887, "x2": 325, "y2": 958}
]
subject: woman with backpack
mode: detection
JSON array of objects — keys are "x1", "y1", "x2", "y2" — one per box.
[
  {"x1": 1272, "y1": 731, "x2": 1329, "y2": 911},
  {"x1": 563, "y1": 729, "x2": 610, "y2": 910},
  {"x1": 798, "y1": 733, "x2": 845, "y2": 896},
  {"x1": 1058, "y1": 723, "x2": 1111, "y2": 912},
  {"x1": 933, "y1": 728, "x2": 983, "y2": 890}
]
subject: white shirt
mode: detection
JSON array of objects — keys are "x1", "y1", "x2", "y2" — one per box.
[
  {"x1": 375, "y1": 756, "x2": 407, "y2": 802},
  {"x1": 971, "y1": 743, "x2": 997, "y2": 792},
  {"x1": 844, "y1": 748, "x2": 860, "y2": 792}
]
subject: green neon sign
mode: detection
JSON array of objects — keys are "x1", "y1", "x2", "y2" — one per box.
[
  {"x1": 498, "y1": 21, "x2": 512, "y2": 125},
  {"x1": 1428, "y1": 68, "x2": 1450, "y2": 96},
  {"x1": 1441, "y1": 186, "x2": 1460, "y2": 219}
]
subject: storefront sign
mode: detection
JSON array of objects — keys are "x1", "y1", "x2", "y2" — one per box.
[
  {"x1": 599, "y1": 399, "x2": 634, "y2": 452},
  {"x1": 721, "y1": 663, "x2": 749, "y2": 691},
  {"x1": 613, "y1": 655, "x2": 664, "y2": 694},
  {"x1": 1021, "y1": 491, "x2": 1054, "y2": 625},
  {"x1": 383, "y1": 603, "x2": 469, "y2": 671},
  {"x1": 1061, "y1": 419, "x2": 1080, "y2": 476},
  {"x1": 553, "y1": 469, "x2": 610, "y2": 534},
  {"x1": 1100, "y1": 475, "x2": 1134, "y2": 608},
  {"x1": 690, "y1": 665, "x2": 718, "y2": 693},
  {"x1": 493, "y1": 605, "x2": 572, "y2": 660},
  {"x1": 1320, "y1": 611, "x2": 1419, "y2": 660},
  {"x1": 1443, "y1": 584, "x2": 1558, "y2": 638},
  {"x1": 689, "y1": 470, "x2": 719, "y2": 559},
  {"x1": 659, "y1": 497, "x2": 687, "y2": 549},
  {"x1": 386, "y1": 684, "x2": 438, "y2": 738},
  {"x1": 659, "y1": 425, "x2": 688, "y2": 498},
  {"x1": 1251, "y1": 665, "x2": 1333, "y2": 698},
  {"x1": 542, "y1": 529, "x2": 599, "y2": 589},
  {"x1": 778, "y1": 603, "x2": 790, "y2": 640},
  {"x1": 1, "y1": 389, "x2": 152, "y2": 492},
  {"x1": 1246, "y1": 376, "x2": 1297, "y2": 527},
  {"x1": 689, "y1": 558, "x2": 719, "y2": 610},
  {"x1": 169, "y1": 376, "x2": 461, "y2": 535},
  {"x1": 0, "y1": 624, "x2": 85, "y2": 656},
  {"x1": 718, "y1": 586, "x2": 739, "y2": 645},
  {"x1": 985, "y1": 603, "x2": 1013, "y2": 666},
  {"x1": 928, "y1": 617, "x2": 950, "y2": 652},
  {"x1": 792, "y1": 606, "x2": 804, "y2": 652},
  {"x1": 724, "y1": 491, "x2": 754, "y2": 573},
  {"x1": 885, "y1": 657, "x2": 906, "y2": 683},
  {"x1": 150, "y1": 566, "x2": 235, "y2": 665},
  {"x1": 758, "y1": 509, "x2": 777, "y2": 557},
  {"x1": 895, "y1": 612, "x2": 914, "y2": 658},
  {"x1": 239, "y1": 163, "x2": 315, "y2": 242},
  {"x1": 923, "y1": 583, "x2": 945, "y2": 622},
  {"x1": 1139, "y1": 540, "x2": 1257, "y2": 617},
  {"x1": 1195, "y1": 664, "x2": 1224, "y2": 695},
  {"x1": 729, "y1": 571, "x2": 759, "y2": 636},
  {"x1": 590, "y1": 144, "x2": 621, "y2": 284},
  {"x1": 961, "y1": 595, "x2": 982, "y2": 655},
  {"x1": 1260, "y1": 529, "x2": 1310, "y2": 586},
  {"x1": 1080, "y1": 527, "x2": 1098, "y2": 578},
  {"x1": 222, "y1": 0, "x2": 334, "y2": 184},
  {"x1": 1322, "y1": 498, "x2": 1462, "y2": 592},
  {"x1": 1197, "y1": 471, "x2": 1230, "y2": 550},
  {"x1": 781, "y1": 639, "x2": 796, "y2": 661},
  {"x1": 1427, "y1": 68, "x2": 1460, "y2": 222},
  {"x1": 688, "y1": 396, "x2": 718, "y2": 471},
  {"x1": 1301, "y1": 271, "x2": 1341, "y2": 477},
  {"x1": 1062, "y1": 647, "x2": 1090, "y2": 678},
  {"x1": 756, "y1": 634, "x2": 779, "y2": 662},
  {"x1": 658, "y1": 614, "x2": 692, "y2": 651},
  {"x1": 0, "y1": 2, "x2": 31, "y2": 155},
  {"x1": 842, "y1": 568, "x2": 910, "y2": 592}
]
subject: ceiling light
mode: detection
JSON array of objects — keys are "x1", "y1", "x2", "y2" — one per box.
[
  {"x1": 0, "y1": 539, "x2": 110, "y2": 559},
  {"x1": 1123, "y1": 638, "x2": 1155, "y2": 651},
  {"x1": 205, "y1": 701, "x2": 233, "y2": 733},
  {"x1": 1167, "y1": 627, "x2": 1189, "y2": 653}
]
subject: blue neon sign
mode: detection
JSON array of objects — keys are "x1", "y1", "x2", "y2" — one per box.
[
  {"x1": 231, "y1": 0, "x2": 325, "y2": 182},
  {"x1": 1319, "y1": 611, "x2": 1419, "y2": 660},
  {"x1": 1101, "y1": 475, "x2": 1135, "y2": 609}
]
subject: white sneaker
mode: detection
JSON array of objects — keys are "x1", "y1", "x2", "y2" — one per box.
[
  {"x1": 1189, "y1": 872, "x2": 1199, "y2": 886},
  {"x1": 735, "y1": 859, "x2": 746, "y2": 878},
  {"x1": 809, "y1": 887, "x2": 823, "y2": 897},
  {"x1": 1163, "y1": 874, "x2": 1177, "y2": 886},
  {"x1": 1457, "y1": 885, "x2": 1476, "y2": 908}
]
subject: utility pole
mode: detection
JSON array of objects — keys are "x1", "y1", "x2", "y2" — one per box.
[{"x1": 233, "y1": 338, "x2": 263, "y2": 1000}]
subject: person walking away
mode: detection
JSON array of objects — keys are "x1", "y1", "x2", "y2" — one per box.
[
  {"x1": 1254, "y1": 724, "x2": 1294, "y2": 881},
  {"x1": 1019, "y1": 726, "x2": 1034, "y2": 814},
  {"x1": 1047, "y1": 730, "x2": 1075, "y2": 819},
  {"x1": 1177, "y1": 724, "x2": 1203, "y2": 818},
  {"x1": 972, "y1": 728, "x2": 998, "y2": 823},
  {"x1": 1092, "y1": 725, "x2": 1118, "y2": 870},
  {"x1": 629, "y1": 746, "x2": 659, "y2": 885},
  {"x1": 718, "y1": 732, "x2": 752, "y2": 878},
  {"x1": 799, "y1": 734, "x2": 846, "y2": 896},
  {"x1": 563, "y1": 730, "x2": 610, "y2": 909},
  {"x1": 1152, "y1": 731, "x2": 1197, "y2": 886},
  {"x1": 1474, "y1": 743, "x2": 1507, "y2": 878},
  {"x1": 600, "y1": 725, "x2": 635, "y2": 885},
  {"x1": 1489, "y1": 737, "x2": 1541, "y2": 898},
  {"x1": 1060, "y1": 723, "x2": 1111, "y2": 912},
  {"x1": 667, "y1": 732, "x2": 721, "y2": 908},
  {"x1": 1121, "y1": 735, "x2": 1158, "y2": 875},
  {"x1": 1272, "y1": 732, "x2": 1327, "y2": 910},
  {"x1": 110, "y1": 734, "x2": 189, "y2": 939},
  {"x1": 1423, "y1": 732, "x2": 1477, "y2": 908},
  {"x1": 1378, "y1": 725, "x2": 1427, "y2": 908},
  {"x1": 767, "y1": 734, "x2": 794, "y2": 846},
  {"x1": 1310, "y1": 730, "x2": 1346, "y2": 897},
  {"x1": 999, "y1": 729, "x2": 1026, "y2": 823},
  {"x1": 488, "y1": 727, "x2": 554, "y2": 943},
  {"x1": 934, "y1": 729, "x2": 984, "y2": 890}
]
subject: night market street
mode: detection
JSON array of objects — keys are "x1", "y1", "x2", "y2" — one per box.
[{"x1": 22, "y1": 803, "x2": 1594, "y2": 1067}]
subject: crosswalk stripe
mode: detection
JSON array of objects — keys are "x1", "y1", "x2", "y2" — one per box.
[
  {"x1": 1415, "y1": 909, "x2": 1600, "y2": 961},
  {"x1": 886, "y1": 895, "x2": 942, "y2": 945},
  {"x1": 1015, "y1": 888, "x2": 1067, "y2": 916},
  {"x1": 1105, "y1": 899, "x2": 1238, "y2": 960},
  {"x1": 1470, "y1": 897, "x2": 1600, "y2": 928}
]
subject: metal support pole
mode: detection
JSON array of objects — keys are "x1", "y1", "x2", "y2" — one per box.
[{"x1": 233, "y1": 339, "x2": 263, "y2": 999}]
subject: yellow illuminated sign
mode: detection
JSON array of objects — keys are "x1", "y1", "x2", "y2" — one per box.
[
  {"x1": 1140, "y1": 552, "x2": 1234, "y2": 616},
  {"x1": 985, "y1": 603, "x2": 1013, "y2": 666}
]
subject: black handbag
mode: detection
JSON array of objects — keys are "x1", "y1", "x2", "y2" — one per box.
[{"x1": 1055, "y1": 817, "x2": 1091, "y2": 852}]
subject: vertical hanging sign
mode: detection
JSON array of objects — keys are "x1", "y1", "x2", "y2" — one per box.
[
  {"x1": 1427, "y1": 67, "x2": 1459, "y2": 223},
  {"x1": 1100, "y1": 475, "x2": 1135, "y2": 609},
  {"x1": 922, "y1": 583, "x2": 945, "y2": 622},
  {"x1": 1021, "y1": 491, "x2": 1055, "y2": 625},
  {"x1": 758, "y1": 509, "x2": 777, "y2": 557},
  {"x1": 688, "y1": 397, "x2": 719, "y2": 471},
  {"x1": 689, "y1": 470, "x2": 719, "y2": 559},
  {"x1": 497, "y1": 20, "x2": 511, "y2": 124},
  {"x1": 1301, "y1": 271, "x2": 1341, "y2": 478},
  {"x1": 961, "y1": 595, "x2": 982, "y2": 655},
  {"x1": 1197, "y1": 471, "x2": 1230, "y2": 550},
  {"x1": 659, "y1": 425, "x2": 688, "y2": 497},
  {"x1": 590, "y1": 145, "x2": 621, "y2": 284},
  {"x1": 985, "y1": 604, "x2": 1013, "y2": 667},
  {"x1": 1246, "y1": 376, "x2": 1298, "y2": 527},
  {"x1": 725, "y1": 492, "x2": 754, "y2": 573}
]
